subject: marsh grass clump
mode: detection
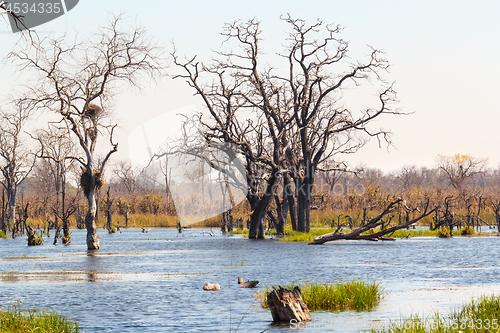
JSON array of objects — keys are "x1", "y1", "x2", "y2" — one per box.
[
  {"x1": 461, "y1": 226, "x2": 475, "y2": 236},
  {"x1": 278, "y1": 227, "x2": 335, "y2": 242},
  {"x1": 438, "y1": 227, "x2": 451, "y2": 238},
  {"x1": 368, "y1": 294, "x2": 500, "y2": 333},
  {"x1": 229, "y1": 229, "x2": 249, "y2": 236},
  {"x1": 256, "y1": 280, "x2": 382, "y2": 311},
  {"x1": 0, "y1": 301, "x2": 82, "y2": 332}
]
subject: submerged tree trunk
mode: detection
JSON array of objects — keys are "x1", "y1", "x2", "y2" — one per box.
[
  {"x1": 7, "y1": 187, "x2": 16, "y2": 230},
  {"x1": 267, "y1": 286, "x2": 311, "y2": 323},
  {"x1": 106, "y1": 187, "x2": 113, "y2": 232},
  {"x1": 284, "y1": 175, "x2": 297, "y2": 231},
  {"x1": 249, "y1": 172, "x2": 278, "y2": 239},
  {"x1": 61, "y1": 171, "x2": 70, "y2": 243},
  {"x1": 248, "y1": 202, "x2": 267, "y2": 239},
  {"x1": 1, "y1": 190, "x2": 5, "y2": 233},
  {"x1": 86, "y1": 187, "x2": 100, "y2": 250}
]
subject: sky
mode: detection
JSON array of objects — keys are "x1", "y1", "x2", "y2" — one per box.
[{"x1": 1, "y1": 0, "x2": 499, "y2": 173}]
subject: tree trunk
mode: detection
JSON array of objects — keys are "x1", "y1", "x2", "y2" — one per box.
[
  {"x1": 296, "y1": 176, "x2": 312, "y2": 233},
  {"x1": 249, "y1": 204, "x2": 267, "y2": 239},
  {"x1": 1, "y1": 190, "x2": 5, "y2": 233},
  {"x1": 249, "y1": 171, "x2": 278, "y2": 239},
  {"x1": 86, "y1": 187, "x2": 100, "y2": 250},
  {"x1": 284, "y1": 175, "x2": 297, "y2": 231},
  {"x1": 106, "y1": 187, "x2": 113, "y2": 232},
  {"x1": 61, "y1": 171, "x2": 70, "y2": 243},
  {"x1": 273, "y1": 195, "x2": 285, "y2": 236},
  {"x1": 267, "y1": 286, "x2": 311, "y2": 323},
  {"x1": 7, "y1": 187, "x2": 16, "y2": 230}
]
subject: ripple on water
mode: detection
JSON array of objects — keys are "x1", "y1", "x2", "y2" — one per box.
[{"x1": 1, "y1": 228, "x2": 500, "y2": 332}]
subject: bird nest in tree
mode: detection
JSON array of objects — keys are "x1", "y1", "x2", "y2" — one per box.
[{"x1": 80, "y1": 168, "x2": 104, "y2": 197}]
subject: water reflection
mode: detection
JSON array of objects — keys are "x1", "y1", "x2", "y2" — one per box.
[{"x1": 0, "y1": 228, "x2": 499, "y2": 332}]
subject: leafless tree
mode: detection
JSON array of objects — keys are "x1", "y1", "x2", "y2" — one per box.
[
  {"x1": 11, "y1": 15, "x2": 164, "y2": 250},
  {"x1": 278, "y1": 15, "x2": 399, "y2": 233},
  {"x1": 113, "y1": 160, "x2": 139, "y2": 195},
  {"x1": 172, "y1": 16, "x2": 398, "y2": 237},
  {"x1": 0, "y1": 104, "x2": 35, "y2": 231},
  {"x1": 310, "y1": 198, "x2": 435, "y2": 244},
  {"x1": 32, "y1": 127, "x2": 78, "y2": 244},
  {"x1": 171, "y1": 17, "x2": 292, "y2": 239}
]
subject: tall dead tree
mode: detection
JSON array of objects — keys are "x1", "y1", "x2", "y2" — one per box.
[
  {"x1": 32, "y1": 128, "x2": 78, "y2": 244},
  {"x1": 280, "y1": 15, "x2": 398, "y2": 233},
  {"x1": 173, "y1": 16, "x2": 398, "y2": 237},
  {"x1": 11, "y1": 15, "x2": 164, "y2": 250},
  {"x1": 0, "y1": 105, "x2": 35, "y2": 231},
  {"x1": 172, "y1": 19, "x2": 293, "y2": 239}
]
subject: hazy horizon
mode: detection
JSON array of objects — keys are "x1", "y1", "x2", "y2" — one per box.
[{"x1": 1, "y1": 0, "x2": 499, "y2": 173}]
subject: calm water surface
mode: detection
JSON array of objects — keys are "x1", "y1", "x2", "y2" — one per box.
[{"x1": 1, "y1": 228, "x2": 500, "y2": 332}]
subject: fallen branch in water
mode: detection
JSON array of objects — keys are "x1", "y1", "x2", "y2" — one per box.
[{"x1": 309, "y1": 199, "x2": 436, "y2": 245}]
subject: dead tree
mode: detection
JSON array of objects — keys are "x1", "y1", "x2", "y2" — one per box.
[
  {"x1": 278, "y1": 15, "x2": 398, "y2": 233},
  {"x1": 491, "y1": 199, "x2": 500, "y2": 231},
  {"x1": 0, "y1": 105, "x2": 35, "y2": 231},
  {"x1": 267, "y1": 286, "x2": 311, "y2": 323},
  {"x1": 171, "y1": 19, "x2": 294, "y2": 239},
  {"x1": 32, "y1": 128, "x2": 77, "y2": 244},
  {"x1": 432, "y1": 196, "x2": 460, "y2": 237},
  {"x1": 172, "y1": 16, "x2": 398, "y2": 237},
  {"x1": 11, "y1": 15, "x2": 164, "y2": 250},
  {"x1": 309, "y1": 199, "x2": 435, "y2": 244},
  {"x1": 106, "y1": 186, "x2": 114, "y2": 233}
]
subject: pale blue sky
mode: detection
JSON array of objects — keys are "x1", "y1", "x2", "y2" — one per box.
[{"x1": 1, "y1": 0, "x2": 499, "y2": 172}]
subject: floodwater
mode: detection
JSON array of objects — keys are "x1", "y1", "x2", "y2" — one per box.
[{"x1": 1, "y1": 228, "x2": 500, "y2": 332}]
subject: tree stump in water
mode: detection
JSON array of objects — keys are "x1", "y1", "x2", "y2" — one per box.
[
  {"x1": 267, "y1": 286, "x2": 311, "y2": 323},
  {"x1": 26, "y1": 226, "x2": 43, "y2": 246}
]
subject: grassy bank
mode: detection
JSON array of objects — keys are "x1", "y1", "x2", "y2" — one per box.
[
  {"x1": 255, "y1": 279, "x2": 382, "y2": 311},
  {"x1": 368, "y1": 294, "x2": 500, "y2": 333},
  {"x1": 0, "y1": 301, "x2": 82, "y2": 333},
  {"x1": 258, "y1": 226, "x2": 496, "y2": 242},
  {"x1": 26, "y1": 213, "x2": 220, "y2": 229}
]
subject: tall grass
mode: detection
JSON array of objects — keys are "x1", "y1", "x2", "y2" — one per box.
[
  {"x1": 0, "y1": 301, "x2": 82, "y2": 333},
  {"x1": 368, "y1": 294, "x2": 500, "y2": 333},
  {"x1": 255, "y1": 279, "x2": 383, "y2": 311}
]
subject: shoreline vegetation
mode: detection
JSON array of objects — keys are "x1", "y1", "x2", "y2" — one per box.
[
  {"x1": 3, "y1": 293, "x2": 498, "y2": 333},
  {"x1": 369, "y1": 294, "x2": 500, "y2": 333},
  {"x1": 229, "y1": 226, "x2": 499, "y2": 242},
  {"x1": 255, "y1": 280, "x2": 383, "y2": 311},
  {"x1": 2, "y1": 209, "x2": 494, "y2": 242},
  {"x1": 0, "y1": 301, "x2": 82, "y2": 333}
]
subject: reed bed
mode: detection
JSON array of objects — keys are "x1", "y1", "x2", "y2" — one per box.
[
  {"x1": 368, "y1": 294, "x2": 500, "y2": 333},
  {"x1": 0, "y1": 301, "x2": 82, "y2": 333},
  {"x1": 255, "y1": 279, "x2": 383, "y2": 311}
]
